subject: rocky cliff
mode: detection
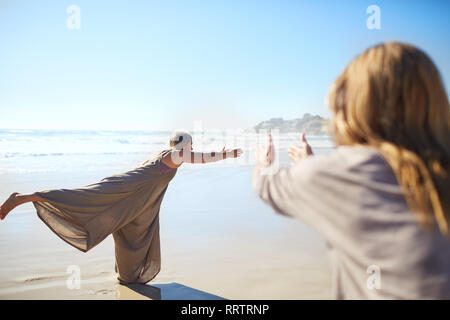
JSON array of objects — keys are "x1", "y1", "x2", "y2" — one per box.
[{"x1": 250, "y1": 113, "x2": 329, "y2": 135}]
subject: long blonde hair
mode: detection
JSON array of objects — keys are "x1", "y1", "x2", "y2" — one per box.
[{"x1": 327, "y1": 42, "x2": 450, "y2": 234}]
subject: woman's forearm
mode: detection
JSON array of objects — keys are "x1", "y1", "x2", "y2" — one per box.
[
  {"x1": 200, "y1": 151, "x2": 228, "y2": 163},
  {"x1": 189, "y1": 150, "x2": 237, "y2": 164},
  {"x1": 174, "y1": 149, "x2": 239, "y2": 164}
]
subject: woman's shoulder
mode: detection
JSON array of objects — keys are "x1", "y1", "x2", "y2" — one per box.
[
  {"x1": 290, "y1": 145, "x2": 390, "y2": 180},
  {"x1": 333, "y1": 145, "x2": 390, "y2": 170},
  {"x1": 141, "y1": 149, "x2": 172, "y2": 167},
  {"x1": 335, "y1": 144, "x2": 383, "y2": 157}
]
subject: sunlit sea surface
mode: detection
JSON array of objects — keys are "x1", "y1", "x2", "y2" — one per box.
[{"x1": 0, "y1": 129, "x2": 335, "y2": 174}]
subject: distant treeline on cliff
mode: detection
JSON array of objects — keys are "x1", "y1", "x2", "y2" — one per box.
[{"x1": 250, "y1": 113, "x2": 329, "y2": 135}]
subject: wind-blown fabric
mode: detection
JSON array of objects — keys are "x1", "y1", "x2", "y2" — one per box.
[{"x1": 33, "y1": 149, "x2": 177, "y2": 284}]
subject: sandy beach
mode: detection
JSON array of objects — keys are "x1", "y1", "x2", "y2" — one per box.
[
  {"x1": 0, "y1": 163, "x2": 332, "y2": 300},
  {"x1": 0, "y1": 129, "x2": 334, "y2": 300}
]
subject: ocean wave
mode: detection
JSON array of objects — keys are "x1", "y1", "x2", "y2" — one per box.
[
  {"x1": 0, "y1": 151, "x2": 150, "y2": 159},
  {"x1": 116, "y1": 139, "x2": 130, "y2": 144},
  {"x1": 0, "y1": 165, "x2": 132, "y2": 174}
]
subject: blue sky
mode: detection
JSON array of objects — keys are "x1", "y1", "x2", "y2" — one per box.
[{"x1": 1, "y1": 0, "x2": 449, "y2": 131}]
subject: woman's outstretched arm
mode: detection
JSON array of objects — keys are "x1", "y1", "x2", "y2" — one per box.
[
  {"x1": 162, "y1": 148, "x2": 243, "y2": 167},
  {"x1": 0, "y1": 193, "x2": 44, "y2": 220}
]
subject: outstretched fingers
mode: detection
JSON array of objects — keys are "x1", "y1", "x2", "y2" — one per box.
[
  {"x1": 267, "y1": 133, "x2": 273, "y2": 156},
  {"x1": 267, "y1": 133, "x2": 275, "y2": 164},
  {"x1": 288, "y1": 145, "x2": 302, "y2": 162},
  {"x1": 300, "y1": 132, "x2": 313, "y2": 156},
  {"x1": 287, "y1": 132, "x2": 314, "y2": 163},
  {"x1": 300, "y1": 132, "x2": 306, "y2": 144},
  {"x1": 223, "y1": 148, "x2": 243, "y2": 158}
]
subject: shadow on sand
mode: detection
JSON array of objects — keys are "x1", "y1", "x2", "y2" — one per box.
[{"x1": 116, "y1": 282, "x2": 227, "y2": 300}]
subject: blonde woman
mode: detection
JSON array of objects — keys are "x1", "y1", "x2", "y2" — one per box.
[
  {"x1": 0, "y1": 132, "x2": 242, "y2": 284},
  {"x1": 254, "y1": 42, "x2": 450, "y2": 299}
]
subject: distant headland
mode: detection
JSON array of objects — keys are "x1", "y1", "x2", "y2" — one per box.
[{"x1": 249, "y1": 113, "x2": 330, "y2": 135}]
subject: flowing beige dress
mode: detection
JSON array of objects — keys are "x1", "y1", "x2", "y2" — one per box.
[{"x1": 33, "y1": 149, "x2": 177, "y2": 284}]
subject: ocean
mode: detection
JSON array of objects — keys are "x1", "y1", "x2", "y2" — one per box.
[{"x1": 0, "y1": 129, "x2": 335, "y2": 175}]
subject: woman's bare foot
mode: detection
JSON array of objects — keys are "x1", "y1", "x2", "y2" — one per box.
[{"x1": 0, "y1": 192, "x2": 20, "y2": 220}]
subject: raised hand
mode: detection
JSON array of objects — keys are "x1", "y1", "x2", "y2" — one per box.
[
  {"x1": 256, "y1": 133, "x2": 275, "y2": 166},
  {"x1": 222, "y1": 147, "x2": 243, "y2": 158},
  {"x1": 233, "y1": 148, "x2": 243, "y2": 158},
  {"x1": 288, "y1": 133, "x2": 313, "y2": 163}
]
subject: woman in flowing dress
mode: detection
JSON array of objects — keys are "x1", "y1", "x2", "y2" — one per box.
[{"x1": 0, "y1": 131, "x2": 242, "y2": 284}]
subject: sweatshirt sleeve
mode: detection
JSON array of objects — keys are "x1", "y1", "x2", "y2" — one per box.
[
  {"x1": 253, "y1": 161, "x2": 316, "y2": 217},
  {"x1": 252, "y1": 156, "x2": 347, "y2": 238}
]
